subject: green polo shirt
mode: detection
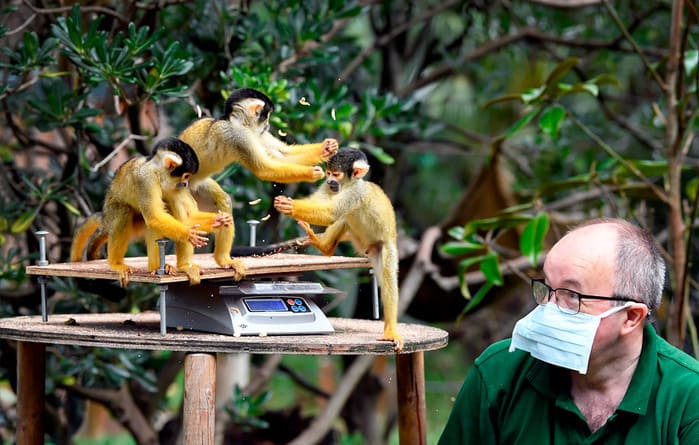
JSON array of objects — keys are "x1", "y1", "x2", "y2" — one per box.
[{"x1": 438, "y1": 324, "x2": 699, "y2": 444}]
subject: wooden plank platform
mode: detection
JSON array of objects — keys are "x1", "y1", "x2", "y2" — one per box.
[
  {"x1": 0, "y1": 312, "x2": 448, "y2": 355},
  {"x1": 26, "y1": 253, "x2": 370, "y2": 283}
]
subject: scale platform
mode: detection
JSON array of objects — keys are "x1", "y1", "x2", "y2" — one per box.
[
  {"x1": 26, "y1": 253, "x2": 371, "y2": 335},
  {"x1": 165, "y1": 280, "x2": 343, "y2": 336}
]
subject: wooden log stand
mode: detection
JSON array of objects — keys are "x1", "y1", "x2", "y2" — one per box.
[{"x1": 12, "y1": 253, "x2": 449, "y2": 445}]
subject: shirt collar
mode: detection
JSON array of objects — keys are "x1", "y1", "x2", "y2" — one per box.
[{"x1": 615, "y1": 323, "x2": 658, "y2": 414}]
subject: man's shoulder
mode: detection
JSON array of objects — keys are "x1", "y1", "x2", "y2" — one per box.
[
  {"x1": 654, "y1": 332, "x2": 699, "y2": 377},
  {"x1": 474, "y1": 338, "x2": 530, "y2": 370}
]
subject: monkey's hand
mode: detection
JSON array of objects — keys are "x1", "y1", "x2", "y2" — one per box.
[
  {"x1": 274, "y1": 195, "x2": 294, "y2": 215},
  {"x1": 188, "y1": 225, "x2": 209, "y2": 248},
  {"x1": 212, "y1": 211, "x2": 233, "y2": 228},
  {"x1": 380, "y1": 328, "x2": 405, "y2": 352},
  {"x1": 321, "y1": 138, "x2": 339, "y2": 160},
  {"x1": 296, "y1": 220, "x2": 321, "y2": 245},
  {"x1": 311, "y1": 166, "x2": 324, "y2": 181}
]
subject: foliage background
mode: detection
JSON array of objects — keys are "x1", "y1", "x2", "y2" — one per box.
[{"x1": 0, "y1": 0, "x2": 697, "y2": 444}]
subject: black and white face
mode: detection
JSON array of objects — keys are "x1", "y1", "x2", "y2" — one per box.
[
  {"x1": 326, "y1": 169, "x2": 344, "y2": 193},
  {"x1": 175, "y1": 172, "x2": 191, "y2": 189}
]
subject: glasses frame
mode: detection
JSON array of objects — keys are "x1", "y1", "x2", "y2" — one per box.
[{"x1": 530, "y1": 278, "x2": 638, "y2": 314}]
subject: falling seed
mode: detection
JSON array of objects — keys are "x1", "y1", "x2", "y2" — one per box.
[
  {"x1": 261, "y1": 214, "x2": 271, "y2": 221},
  {"x1": 299, "y1": 97, "x2": 311, "y2": 106},
  {"x1": 331, "y1": 108, "x2": 336, "y2": 120},
  {"x1": 278, "y1": 129, "x2": 287, "y2": 136},
  {"x1": 248, "y1": 198, "x2": 262, "y2": 205},
  {"x1": 259, "y1": 331, "x2": 268, "y2": 337}
]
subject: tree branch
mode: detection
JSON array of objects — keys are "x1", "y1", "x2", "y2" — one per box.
[
  {"x1": 336, "y1": 0, "x2": 461, "y2": 87},
  {"x1": 399, "y1": 26, "x2": 668, "y2": 96}
]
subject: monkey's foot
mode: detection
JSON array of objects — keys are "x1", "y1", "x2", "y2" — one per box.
[
  {"x1": 379, "y1": 328, "x2": 404, "y2": 352},
  {"x1": 149, "y1": 263, "x2": 176, "y2": 276},
  {"x1": 215, "y1": 256, "x2": 247, "y2": 281},
  {"x1": 110, "y1": 264, "x2": 134, "y2": 288},
  {"x1": 178, "y1": 263, "x2": 201, "y2": 286}
]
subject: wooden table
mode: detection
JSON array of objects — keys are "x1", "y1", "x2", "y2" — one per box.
[{"x1": 16, "y1": 253, "x2": 449, "y2": 444}]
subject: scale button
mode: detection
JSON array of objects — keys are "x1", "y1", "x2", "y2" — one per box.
[
  {"x1": 294, "y1": 299, "x2": 303, "y2": 305},
  {"x1": 291, "y1": 306, "x2": 300, "y2": 312},
  {"x1": 287, "y1": 298, "x2": 296, "y2": 305},
  {"x1": 299, "y1": 306, "x2": 308, "y2": 312}
]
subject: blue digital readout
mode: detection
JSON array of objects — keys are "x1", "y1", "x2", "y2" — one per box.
[{"x1": 244, "y1": 298, "x2": 288, "y2": 312}]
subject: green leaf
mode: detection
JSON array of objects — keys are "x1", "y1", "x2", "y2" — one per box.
[
  {"x1": 686, "y1": 177, "x2": 699, "y2": 202},
  {"x1": 11, "y1": 209, "x2": 36, "y2": 234},
  {"x1": 60, "y1": 200, "x2": 81, "y2": 216},
  {"x1": 684, "y1": 49, "x2": 698, "y2": 76},
  {"x1": 503, "y1": 108, "x2": 538, "y2": 139},
  {"x1": 482, "y1": 93, "x2": 525, "y2": 109},
  {"x1": 520, "y1": 213, "x2": 550, "y2": 266},
  {"x1": 539, "y1": 105, "x2": 566, "y2": 138},
  {"x1": 480, "y1": 252, "x2": 503, "y2": 286},
  {"x1": 521, "y1": 86, "x2": 545, "y2": 104},
  {"x1": 544, "y1": 57, "x2": 579, "y2": 88},
  {"x1": 581, "y1": 83, "x2": 599, "y2": 96},
  {"x1": 459, "y1": 281, "x2": 494, "y2": 318},
  {"x1": 441, "y1": 240, "x2": 484, "y2": 256}
]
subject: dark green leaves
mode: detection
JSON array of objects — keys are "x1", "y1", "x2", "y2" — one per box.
[
  {"x1": 442, "y1": 212, "x2": 550, "y2": 315},
  {"x1": 50, "y1": 4, "x2": 192, "y2": 103}
]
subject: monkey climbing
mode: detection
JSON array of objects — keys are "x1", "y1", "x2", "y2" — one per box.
[
  {"x1": 71, "y1": 137, "x2": 236, "y2": 286},
  {"x1": 273, "y1": 149, "x2": 404, "y2": 351},
  {"x1": 178, "y1": 88, "x2": 338, "y2": 276}
]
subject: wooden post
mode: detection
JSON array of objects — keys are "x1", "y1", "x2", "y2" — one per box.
[
  {"x1": 184, "y1": 353, "x2": 216, "y2": 444},
  {"x1": 396, "y1": 352, "x2": 426, "y2": 445},
  {"x1": 17, "y1": 342, "x2": 45, "y2": 445}
]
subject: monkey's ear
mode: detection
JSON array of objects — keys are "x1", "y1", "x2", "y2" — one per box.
[
  {"x1": 352, "y1": 160, "x2": 370, "y2": 179},
  {"x1": 163, "y1": 152, "x2": 183, "y2": 172},
  {"x1": 246, "y1": 99, "x2": 267, "y2": 118}
]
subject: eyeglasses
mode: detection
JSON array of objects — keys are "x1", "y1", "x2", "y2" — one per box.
[{"x1": 531, "y1": 278, "x2": 638, "y2": 314}]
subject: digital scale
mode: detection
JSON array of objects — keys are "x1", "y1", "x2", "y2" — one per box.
[{"x1": 164, "y1": 280, "x2": 343, "y2": 336}]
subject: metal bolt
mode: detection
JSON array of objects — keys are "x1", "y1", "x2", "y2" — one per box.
[
  {"x1": 247, "y1": 220, "x2": 260, "y2": 247},
  {"x1": 35, "y1": 230, "x2": 49, "y2": 266},
  {"x1": 156, "y1": 239, "x2": 169, "y2": 275}
]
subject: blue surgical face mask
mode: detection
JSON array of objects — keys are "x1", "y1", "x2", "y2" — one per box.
[{"x1": 509, "y1": 302, "x2": 633, "y2": 374}]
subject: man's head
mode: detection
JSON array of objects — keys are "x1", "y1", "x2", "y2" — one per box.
[{"x1": 545, "y1": 218, "x2": 664, "y2": 315}]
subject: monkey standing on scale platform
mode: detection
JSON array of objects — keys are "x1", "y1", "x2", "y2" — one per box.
[
  {"x1": 273, "y1": 149, "x2": 403, "y2": 351},
  {"x1": 178, "y1": 88, "x2": 338, "y2": 278},
  {"x1": 71, "y1": 137, "x2": 232, "y2": 286}
]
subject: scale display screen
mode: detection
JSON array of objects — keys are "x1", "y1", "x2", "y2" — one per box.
[{"x1": 244, "y1": 298, "x2": 289, "y2": 312}]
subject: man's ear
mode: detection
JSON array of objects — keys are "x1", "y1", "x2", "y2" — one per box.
[{"x1": 622, "y1": 303, "x2": 649, "y2": 334}]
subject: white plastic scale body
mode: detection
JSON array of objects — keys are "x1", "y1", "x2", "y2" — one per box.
[{"x1": 164, "y1": 280, "x2": 342, "y2": 336}]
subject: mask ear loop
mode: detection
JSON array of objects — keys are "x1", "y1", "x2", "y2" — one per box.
[{"x1": 598, "y1": 301, "x2": 636, "y2": 319}]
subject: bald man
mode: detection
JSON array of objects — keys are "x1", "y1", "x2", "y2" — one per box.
[{"x1": 439, "y1": 218, "x2": 699, "y2": 444}]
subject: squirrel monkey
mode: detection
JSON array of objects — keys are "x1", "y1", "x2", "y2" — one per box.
[
  {"x1": 71, "y1": 137, "x2": 237, "y2": 287},
  {"x1": 178, "y1": 88, "x2": 338, "y2": 269},
  {"x1": 273, "y1": 149, "x2": 403, "y2": 351}
]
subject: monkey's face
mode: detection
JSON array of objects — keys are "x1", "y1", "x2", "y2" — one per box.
[
  {"x1": 326, "y1": 170, "x2": 345, "y2": 193},
  {"x1": 174, "y1": 172, "x2": 192, "y2": 189}
]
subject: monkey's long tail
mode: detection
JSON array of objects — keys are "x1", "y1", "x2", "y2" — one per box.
[
  {"x1": 70, "y1": 213, "x2": 127, "y2": 301},
  {"x1": 230, "y1": 237, "x2": 308, "y2": 257},
  {"x1": 70, "y1": 214, "x2": 104, "y2": 262}
]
